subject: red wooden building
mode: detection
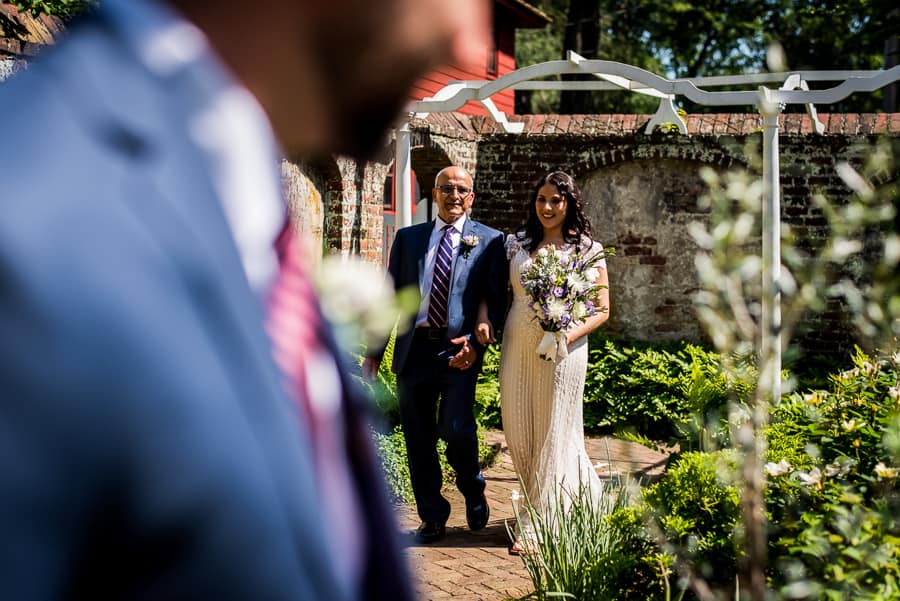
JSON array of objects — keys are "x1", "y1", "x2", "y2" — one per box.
[
  {"x1": 382, "y1": 0, "x2": 550, "y2": 265},
  {"x1": 410, "y1": 0, "x2": 551, "y2": 116}
]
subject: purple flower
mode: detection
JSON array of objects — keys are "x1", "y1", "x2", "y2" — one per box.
[
  {"x1": 560, "y1": 314, "x2": 571, "y2": 327},
  {"x1": 553, "y1": 286, "x2": 565, "y2": 298},
  {"x1": 585, "y1": 300, "x2": 595, "y2": 315}
]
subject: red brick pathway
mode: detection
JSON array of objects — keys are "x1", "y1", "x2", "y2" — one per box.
[{"x1": 394, "y1": 430, "x2": 671, "y2": 600}]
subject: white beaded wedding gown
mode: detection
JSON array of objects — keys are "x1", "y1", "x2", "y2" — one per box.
[{"x1": 500, "y1": 234, "x2": 605, "y2": 520}]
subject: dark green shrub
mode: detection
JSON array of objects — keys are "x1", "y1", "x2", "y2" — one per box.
[
  {"x1": 642, "y1": 450, "x2": 741, "y2": 593},
  {"x1": 604, "y1": 506, "x2": 672, "y2": 600},
  {"x1": 475, "y1": 344, "x2": 502, "y2": 428},
  {"x1": 373, "y1": 426, "x2": 414, "y2": 503},
  {"x1": 583, "y1": 335, "x2": 753, "y2": 449}
]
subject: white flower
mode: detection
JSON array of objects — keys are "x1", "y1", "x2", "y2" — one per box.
[
  {"x1": 570, "y1": 301, "x2": 588, "y2": 322},
  {"x1": 874, "y1": 462, "x2": 898, "y2": 479},
  {"x1": 765, "y1": 459, "x2": 792, "y2": 477},
  {"x1": 536, "y1": 247, "x2": 549, "y2": 258},
  {"x1": 797, "y1": 467, "x2": 822, "y2": 488},
  {"x1": 824, "y1": 459, "x2": 853, "y2": 478},
  {"x1": 585, "y1": 267, "x2": 600, "y2": 282},
  {"x1": 566, "y1": 272, "x2": 589, "y2": 294},
  {"x1": 546, "y1": 297, "x2": 568, "y2": 322},
  {"x1": 860, "y1": 361, "x2": 879, "y2": 377},
  {"x1": 804, "y1": 391, "x2": 825, "y2": 405},
  {"x1": 314, "y1": 255, "x2": 411, "y2": 349},
  {"x1": 841, "y1": 419, "x2": 863, "y2": 432},
  {"x1": 459, "y1": 235, "x2": 480, "y2": 258},
  {"x1": 888, "y1": 385, "x2": 900, "y2": 401},
  {"x1": 830, "y1": 238, "x2": 863, "y2": 261}
]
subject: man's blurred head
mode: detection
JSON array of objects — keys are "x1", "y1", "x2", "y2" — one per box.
[{"x1": 176, "y1": 0, "x2": 491, "y2": 159}]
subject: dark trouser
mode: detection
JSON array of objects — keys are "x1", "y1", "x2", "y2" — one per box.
[{"x1": 397, "y1": 329, "x2": 485, "y2": 524}]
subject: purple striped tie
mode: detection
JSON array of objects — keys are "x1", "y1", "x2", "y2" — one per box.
[{"x1": 427, "y1": 225, "x2": 454, "y2": 327}]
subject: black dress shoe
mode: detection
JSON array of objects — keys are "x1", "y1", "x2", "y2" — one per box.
[
  {"x1": 413, "y1": 520, "x2": 446, "y2": 544},
  {"x1": 466, "y1": 496, "x2": 490, "y2": 531}
]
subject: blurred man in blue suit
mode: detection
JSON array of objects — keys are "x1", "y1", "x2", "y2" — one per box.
[{"x1": 0, "y1": 0, "x2": 490, "y2": 599}]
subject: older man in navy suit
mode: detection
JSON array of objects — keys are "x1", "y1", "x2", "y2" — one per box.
[
  {"x1": 364, "y1": 166, "x2": 509, "y2": 544},
  {"x1": 0, "y1": 0, "x2": 492, "y2": 599}
]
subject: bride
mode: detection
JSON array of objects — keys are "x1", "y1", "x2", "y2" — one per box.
[{"x1": 476, "y1": 170, "x2": 610, "y2": 554}]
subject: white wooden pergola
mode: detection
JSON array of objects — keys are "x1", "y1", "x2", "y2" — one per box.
[{"x1": 393, "y1": 53, "x2": 900, "y2": 398}]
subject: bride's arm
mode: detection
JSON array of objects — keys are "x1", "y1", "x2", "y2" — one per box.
[
  {"x1": 565, "y1": 264, "x2": 610, "y2": 346},
  {"x1": 474, "y1": 299, "x2": 496, "y2": 346}
]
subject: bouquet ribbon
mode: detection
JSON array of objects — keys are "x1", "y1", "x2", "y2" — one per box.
[{"x1": 536, "y1": 330, "x2": 569, "y2": 362}]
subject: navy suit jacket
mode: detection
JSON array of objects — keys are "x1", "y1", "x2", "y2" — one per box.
[
  {"x1": 0, "y1": 10, "x2": 411, "y2": 601},
  {"x1": 384, "y1": 219, "x2": 508, "y2": 374}
]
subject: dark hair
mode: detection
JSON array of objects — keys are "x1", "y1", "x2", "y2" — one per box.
[{"x1": 516, "y1": 170, "x2": 593, "y2": 252}]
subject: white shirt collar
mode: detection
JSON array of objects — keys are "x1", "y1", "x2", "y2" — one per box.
[
  {"x1": 435, "y1": 214, "x2": 467, "y2": 233},
  {"x1": 104, "y1": 0, "x2": 285, "y2": 293}
]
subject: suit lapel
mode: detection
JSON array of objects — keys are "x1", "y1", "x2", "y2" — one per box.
[
  {"x1": 416, "y1": 221, "x2": 435, "y2": 286},
  {"x1": 450, "y1": 219, "x2": 476, "y2": 293}
]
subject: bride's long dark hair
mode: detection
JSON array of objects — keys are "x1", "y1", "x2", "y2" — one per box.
[{"x1": 516, "y1": 170, "x2": 593, "y2": 252}]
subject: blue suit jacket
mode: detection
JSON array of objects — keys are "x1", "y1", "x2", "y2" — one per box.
[
  {"x1": 0, "y1": 10, "x2": 411, "y2": 601},
  {"x1": 385, "y1": 219, "x2": 508, "y2": 373}
]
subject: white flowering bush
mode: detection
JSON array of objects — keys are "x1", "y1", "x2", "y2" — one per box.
[
  {"x1": 763, "y1": 347, "x2": 900, "y2": 600},
  {"x1": 655, "y1": 135, "x2": 900, "y2": 601}
]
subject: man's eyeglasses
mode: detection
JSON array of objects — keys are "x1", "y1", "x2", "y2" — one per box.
[{"x1": 438, "y1": 184, "x2": 473, "y2": 196}]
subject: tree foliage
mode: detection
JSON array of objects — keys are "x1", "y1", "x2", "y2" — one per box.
[{"x1": 516, "y1": 0, "x2": 899, "y2": 114}]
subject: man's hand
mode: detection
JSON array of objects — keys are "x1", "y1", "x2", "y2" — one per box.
[
  {"x1": 361, "y1": 357, "x2": 381, "y2": 381},
  {"x1": 447, "y1": 335, "x2": 476, "y2": 370}
]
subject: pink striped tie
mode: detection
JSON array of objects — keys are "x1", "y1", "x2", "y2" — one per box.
[{"x1": 265, "y1": 221, "x2": 364, "y2": 590}]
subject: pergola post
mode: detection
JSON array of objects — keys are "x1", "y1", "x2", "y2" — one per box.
[
  {"x1": 760, "y1": 100, "x2": 783, "y2": 401},
  {"x1": 394, "y1": 118, "x2": 413, "y2": 229}
]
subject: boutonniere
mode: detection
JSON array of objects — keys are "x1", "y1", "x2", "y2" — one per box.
[{"x1": 460, "y1": 234, "x2": 480, "y2": 258}]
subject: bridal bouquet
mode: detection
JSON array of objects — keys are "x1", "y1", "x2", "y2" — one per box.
[{"x1": 520, "y1": 244, "x2": 608, "y2": 362}]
